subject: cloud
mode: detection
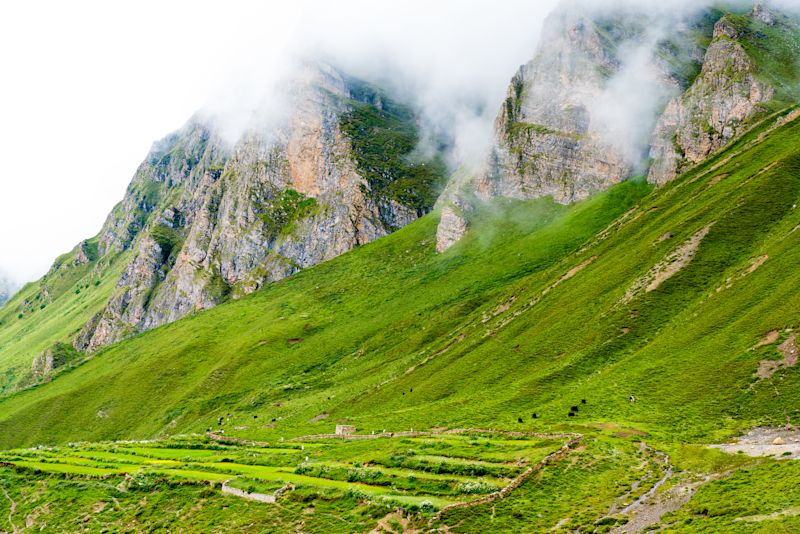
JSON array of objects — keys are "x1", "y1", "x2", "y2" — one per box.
[
  {"x1": 3, "y1": 0, "x2": 800, "y2": 283},
  {"x1": 0, "y1": 0, "x2": 561, "y2": 283},
  {"x1": 196, "y1": 1, "x2": 563, "y2": 159}
]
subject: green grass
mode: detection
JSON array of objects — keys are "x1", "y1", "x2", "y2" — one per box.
[
  {"x1": 10, "y1": 460, "x2": 125, "y2": 476},
  {"x1": 740, "y1": 12, "x2": 800, "y2": 105},
  {"x1": 0, "y1": 242, "x2": 127, "y2": 393},
  {"x1": 662, "y1": 460, "x2": 800, "y2": 532},
  {"x1": 2, "y1": 76, "x2": 800, "y2": 531},
  {"x1": 0, "y1": 431, "x2": 557, "y2": 526},
  {"x1": 0, "y1": 466, "x2": 396, "y2": 532}
]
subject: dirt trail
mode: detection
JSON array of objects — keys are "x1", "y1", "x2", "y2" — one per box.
[
  {"x1": 610, "y1": 473, "x2": 720, "y2": 534},
  {"x1": 370, "y1": 511, "x2": 419, "y2": 534},
  {"x1": 621, "y1": 224, "x2": 713, "y2": 305},
  {"x1": 1, "y1": 486, "x2": 18, "y2": 534},
  {"x1": 606, "y1": 427, "x2": 800, "y2": 532},
  {"x1": 734, "y1": 506, "x2": 800, "y2": 523}
]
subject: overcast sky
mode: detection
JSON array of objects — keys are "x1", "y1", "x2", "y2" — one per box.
[{"x1": 0, "y1": 0, "x2": 561, "y2": 284}]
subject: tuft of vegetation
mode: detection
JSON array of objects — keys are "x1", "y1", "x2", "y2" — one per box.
[
  {"x1": 739, "y1": 13, "x2": 800, "y2": 106},
  {"x1": 259, "y1": 189, "x2": 318, "y2": 239},
  {"x1": 150, "y1": 223, "x2": 183, "y2": 264},
  {"x1": 340, "y1": 80, "x2": 448, "y2": 215}
]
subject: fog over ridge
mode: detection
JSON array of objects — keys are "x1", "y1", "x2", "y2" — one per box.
[{"x1": 2, "y1": 0, "x2": 799, "y2": 283}]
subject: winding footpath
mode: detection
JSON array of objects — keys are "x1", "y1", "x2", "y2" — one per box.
[
  {"x1": 604, "y1": 445, "x2": 715, "y2": 534},
  {"x1": 1, "y1": 485, "x2": 18, "y2": 534}
]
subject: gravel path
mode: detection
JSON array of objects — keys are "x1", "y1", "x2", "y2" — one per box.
[{"x1": 596, "y1": 445, "x2": 686, "y2": 534}]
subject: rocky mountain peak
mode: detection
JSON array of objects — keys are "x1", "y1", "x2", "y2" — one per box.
[
  {"x1": 713, "y1": 15, "x2": 744, "y2": 40},
  {"x1": 437, "y1": 1, "x2": 799, "y2": 251},
  {"x1": 70, "y1": 61, "x2": 447, "y2": 352},
  {"x1": 436, "y1": 2, "x2": 664, "y2": 252},
  {"x1": 752, "y1": 0, "x2": 777, "y2": 25},
  {"x1": 647, "y1": 2, "x2": 800, "y2": 185}
]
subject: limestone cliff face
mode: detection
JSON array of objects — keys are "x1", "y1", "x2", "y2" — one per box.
[
  {"x1": 436, "y1": 1, "x2": 796, "y2": 252},
  {"x1": 436, "y1": 3, "x2": 672, "y2": 252},
  {"x1": 648, "y1": 14, "x2": 775, "y2": 185},
  {"x1": 76, "y1": 63, "x2": 436, "y2": 352},
  {"x1": 476, "y1": 9, "x2": 634, "y2": 206}
]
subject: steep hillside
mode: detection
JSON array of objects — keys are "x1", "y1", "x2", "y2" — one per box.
[
  {"x1": 1, "y1": 106, "x2": 799, "y2": 448},
  {"x1": 0, "y1": 104, "x2": 798, "y2": 532},
  {"x1": 0, "y1": 63, "x2": 445, "y2": 391},
  {"x1": 0, "y1": 239, "x2": 127, "y2": 393}
]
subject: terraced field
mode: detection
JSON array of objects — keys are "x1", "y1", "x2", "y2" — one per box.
[{"x1": 0, "y1": 431, "x2": 566, "y2": 512}]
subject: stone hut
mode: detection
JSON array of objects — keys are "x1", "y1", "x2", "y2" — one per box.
[{"x1": 335, "y1": 425, "x2": 356, "y2": 436}]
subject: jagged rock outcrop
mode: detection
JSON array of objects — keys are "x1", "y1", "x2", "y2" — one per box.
[
  {"x1": 75, "y1": 62, "x2": 442, "y2": 352},
  {"x1": 476, "y1": 7, "x2": 635, "y2": 205},
  {"x1": 436, "y1": 2, "x2": 678, "y2": 250},
  {"x1": 437, "y1": 1, "x2": 795, "y2": 251},
  {"x1": 436, "y1": 206, "x2": 470, "y2": 253},
  {"x1": 31, "y1": 343, "x2": 80, "y2": 382},
  {"x1": 73, "y1": 240, "x2": 92, "y2": 266},
  {"x1": 648, "y1": 13, "x2": 775, "y2": 185},
  {"x1": 753, "y1": 0, "x2": 776, "y2": 26}
]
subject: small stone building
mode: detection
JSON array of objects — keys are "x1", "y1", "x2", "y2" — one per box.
[{"x1": 335, "y1": 425, "x2": 356, "y2": 435}]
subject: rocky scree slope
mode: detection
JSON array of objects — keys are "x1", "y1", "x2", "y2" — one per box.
[{"x1": 437, "y1": 1, "x2": 800, "y2": 252}]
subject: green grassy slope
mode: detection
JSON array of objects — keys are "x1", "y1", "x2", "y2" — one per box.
[
  {"x1": 0, "y1": 241, "x2": 125, "y2": 394},
  {"x1": 1, "y1": 108, "x2": 799, "y2": 451}
]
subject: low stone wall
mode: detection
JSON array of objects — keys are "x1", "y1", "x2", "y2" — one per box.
[
  {"x1": 430, "y1": 433, "x2": 584, "y2": 524},
  {"x1": 221, "y1": 481, "x2": 276, "y2": 503},
  {"x1": 289, "y1": 430, "x2": 431, "y2": 442},
  {"x1": 291, "y1": 427, "x2": 577, "y2": 442}
]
